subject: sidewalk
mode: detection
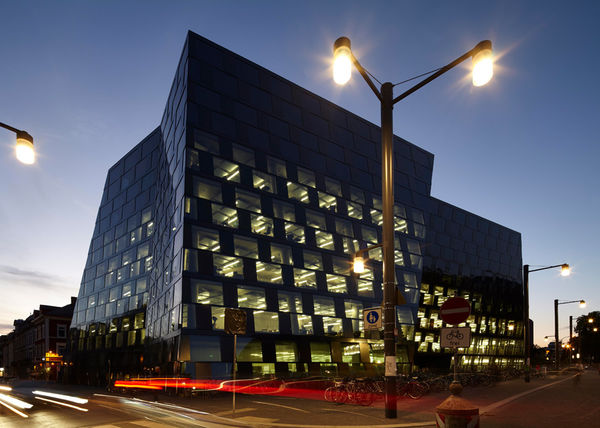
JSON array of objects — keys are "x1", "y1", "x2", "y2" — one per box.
[{"x1": 11, "y1": 374, "x2": 575, "y2": 427}]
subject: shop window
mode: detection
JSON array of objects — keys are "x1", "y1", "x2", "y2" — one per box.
[
  {"x1": 342, "y1": 343, "x2": 361, "y2": 363},
  {"x1": 250, "y1": 214, "x2": 273, "y2": 236},
  {"x1": 313, "y1": 296, "x2": 335, "y2": 316},
  {"x1": 236, "y1": 189, "x2": 261, "y2": 213},
  {"x1": 276, "y1": 341, "x2": 298, "y2": 362},
  {"x1": 214, "y1": 158, "x2": 240, "y2": 182},
  {"x1": 193, "y1": 176, "x2": 222, "y2": 202},
  {"x1": 191, "y1": 226, "x2": 220, "y2": 252},
  {"x1": 293, "y1": 268, "x2": 317, "y2": 289},
  {"x1": 303, "y1": 250, "x2": 323, "y2": 270},
  {"x1": 267, "y1": 156, "x2": 287, "y2": 178},
  {"x1": 278, "y1": 291, "x2": 302, "y2": 313},
  {"x1": 326, "y1": 274, "x2": 347, "y2": 294},
  {"x1": 234, "y1": 235, "x2": 259, "y2": 259},
  {"x1": 193, "y1": 280, "x2": 223, "y2": 305},
  {"x1": 238, "y1": 286, "x2": 266, "y2": 309},
  {"x1": 212, "y1": 204, "x2": 238, "y2": 228},
  {"x1": 318, "y1": 192, "x2": 337, "y2": 213},
  {"x1": 213, "y1": 254, "x2": 243, "y2": 278},
  {"x1": 310, "y1": 342, "x2": 332, "y2": 362},
  {"x1": 232, "y1": 143, "x2": 255, "y2": 167},
  {"x1": 284, "y1": 222, "x2": 305, "y2": 244},
  {"x1": 273, "y1": 200, "x2": 295, "y2": 221},
  {"x1": 347, "y1": 201, "x2": 363, "y2": 220},
  {"x1": 256, "y1": 261, "x2": 283, "y2": 284},
  {"x1": 297, "y1": 167, "x2": 316, "y2": 188},
  {"x1": 305, "y1": 209, "x2": 326, "y2": 230},
  {"x1": 253, "y1": 170, "x2": 276, "y2": 193},
  {"x1": 344, "y1": 300, "x2": 363, "y2": 319},
  {"x1": 292, "y1": 315, "x2": 313, "y2": 334},
  {"x1": 271, "y1": 243, "x2": 292, "y2": 265},
  {"x1": 287, "y1": 182, "x2": 309, "y2": 204},
  {"x1": 315, "y1": 230, "x2": 335, "y2": 250},
  {"x1": 254, "y1": 311, "x2": 279, "y2": 333},
  {"x1": 236, "y1": 338, "x2": 263, "y2": 362}
]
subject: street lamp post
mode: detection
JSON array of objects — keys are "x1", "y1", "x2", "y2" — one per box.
[
  {"x1": 523, "y1": 263, "x2": 569, "y2": 382},
  {"x1": 0, "y1": 121, "x2": 35, "y2": 164},
  {"x1": 333, "y1": 37, "x2": 493, "y2": 419},
  {"x1": 554, "y1": 299, "x2": 585, "y2": 371}
]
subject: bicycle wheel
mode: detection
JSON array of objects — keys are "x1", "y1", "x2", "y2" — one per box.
[
  {"x1": 332, "y1": 385, "x2": 348, "y2": 404},
  {"x1": 407, "y1": 381, "x2": 427, "y2": 399},
  {"x1": 324, "y1": 386, "x2": 335, "y2": 402}
]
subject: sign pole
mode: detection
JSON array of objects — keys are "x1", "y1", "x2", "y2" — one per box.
[{"x1": 233, "y1": 333, "x2": 237, "y2": 415}]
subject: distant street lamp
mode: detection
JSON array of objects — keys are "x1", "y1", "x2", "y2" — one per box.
[
  {"x1": 523, "y1": 263, "x2": 569, "y2": 382},
  {"x1": 333, "y1": 36, "x2": 493, "y2": 418},
  {"x1": 0, "y1": 121, "x2": 35, "y2": 164},
  {"x1": 555, "y1": 299, "x2": 585, "y2": 371}
]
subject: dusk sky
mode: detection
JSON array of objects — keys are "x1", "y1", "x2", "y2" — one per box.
[{"x1": 1, "y1": 1, "x2": 598, "y2": 346}]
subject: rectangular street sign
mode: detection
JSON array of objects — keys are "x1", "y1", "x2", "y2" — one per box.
[
  {"x1": 363, "y1": 307, "x2": 382, "y2": 330},
  {"x1": 440, "y1": 327, "x2": 471, "y2": 349}
]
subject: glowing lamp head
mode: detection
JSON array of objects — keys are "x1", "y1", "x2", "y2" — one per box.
[
  {"x1": 561, "y1": 264, "x2": 570, "y2": 277},
  {"x1": 508, "y1": 323, "x2": 514, "y2": 331},
  {"x1": 544, "y1": 336, "x2": 549, "y2": 341},
  {"x1": 588, "y1": 318, "x2": 594, "y2": 324},
  {"x1": 594, "y1": 327, "x2": 598, "y2": 332},
  {"x1": 333, "y1": 37, "x2": 352, "y2": 85},
  {"x1": 579, "y1": 300, "x2": 586, "y2": 308},
  {"x1": 353, "y1": 256, "x2": 365, "y2": 274},
  {"x1": 15, "y1": 131, "x2": 35, "y2": 165},
  {"x1": 472, "y1": 40, "x2": 493, "y2": 87}
]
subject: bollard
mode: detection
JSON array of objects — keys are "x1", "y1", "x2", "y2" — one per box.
[{"x1": 436, "y1": 382, "x2": 479, "y2": 428}]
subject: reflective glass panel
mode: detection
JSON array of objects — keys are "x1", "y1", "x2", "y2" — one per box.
[
  {"x1": 212, "y1": 204, "x2": 238, "y2": 228},
  {"x1": 214, "y1": 158, "x2": 240, "y2": 182}
]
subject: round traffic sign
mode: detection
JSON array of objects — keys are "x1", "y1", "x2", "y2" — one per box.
[
  {"x1": 440, "y1": 297, "x2": 471, "y2": 325},
  {"x1": 366, "y1": 310, "x2": 379, "y2": 324}
]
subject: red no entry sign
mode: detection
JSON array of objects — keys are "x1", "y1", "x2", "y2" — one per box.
[{"x1": 440, "y1": 297, "x2": 471, "y2": 325}]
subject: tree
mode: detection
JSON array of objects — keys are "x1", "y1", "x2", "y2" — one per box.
[{"x1": 574, "y1": 311, "x2": 600, "y2": 364}]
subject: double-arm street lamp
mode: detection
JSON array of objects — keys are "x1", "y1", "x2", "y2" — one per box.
[
  {"x1": 333, "y1": 37, "x2": 493, "y2": 418},
  {"x1": 554, "y1": 299, "x2": 585, "y2": 371},
  {"x1": 0, "y1": 121, "x2": 35, "y2": 164},
  {"x1": 523, "y1": 263, "x2": 569, "y2": 381}
]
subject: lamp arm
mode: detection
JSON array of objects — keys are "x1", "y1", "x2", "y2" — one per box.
[
  {"x1": 350, "y1": 53, "x2": 382, "y2": 101},
  {"x1": 558, "y1": 300, "x2": 584, "y2": 306},
  {"x1": 0, "y1": 121, "x2": 21, "y2": 134},
  {"x1": 393, "y1": 40, "x2": 490, "y2": 105},
  {"x1": 529, "y1": 264, "x2": 567, "y2": 273}
]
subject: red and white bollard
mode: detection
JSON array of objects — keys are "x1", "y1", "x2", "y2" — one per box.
[{"x1": 435, "y1": 382, "x2": 479, "y2": 428}]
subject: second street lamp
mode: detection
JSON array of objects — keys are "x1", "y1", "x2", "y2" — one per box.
[
  {"x1": 554, "y1": 299, "x2": 585, "y2": 371},
  {"x1": 0, "y1": 121, "x2": 35, "y2": 165},
  {"x1": 333, "y1": 36, "x2": 493, "y2": 419}
]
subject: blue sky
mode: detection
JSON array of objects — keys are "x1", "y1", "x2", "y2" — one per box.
[{"x1": 0, "y1": 1, "x2": 598, "y2": 345}]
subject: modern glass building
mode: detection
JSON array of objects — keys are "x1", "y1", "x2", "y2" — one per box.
[{"x1": 69, "y1": 31, "x2": 523, "y2": 382}]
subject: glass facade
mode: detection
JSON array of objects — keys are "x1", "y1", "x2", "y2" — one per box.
[{"x1": 69, "y1": 31, "x2": 523, "y2": 380}]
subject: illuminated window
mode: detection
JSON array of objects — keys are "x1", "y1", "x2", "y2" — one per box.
[
  {"x1": 214, "y1": 157, "x2": 240, "y2": 182},
  {"x1": 335, "y1": 219, "x2": 353, "y2": 237},
  {"x1": 122, "y1": 248, "x2": 135, "y2": 266},
  {"x1": 251, "y1": 214, "x2": 273, "y2": 236},
  {"x1": 342, "y1": 343, "x2": 361, "y2": 363},
  {"x1": 212, "y1": 204, "x2": 238, "y2": 228},
  {"x1": 232, "y1": 143, "x2": 255, "y2": 167},
  {"x1": 238, "y1": 286, "x2": 266, "y2": 309},
  {"x1": 254, "y1": 311, "x2": 279, "y2": 333},
  {"x1": 191, "y1": 226, "x2": 220, "y2": 252},
  {"x1": 327, "y1": 274, "x2": 347, "y2": 294},
  {"x1": 344, "y1": 300, "x2": 363, "y2": 319},
  {"x1": 349, "y1": 186, "x2": 365, "y2": 204},
  {"x1": 137, "y1": 242, "x2": 150, "y2": 260},
  {"x1": 318, "y1": 192, "x2": 337, "y2": 213},
  {"x1": 253, "y1": 170, "x2": 276, "y2": 193},
  {"x1": 236, "y1": 189, "x2": 261, "y2": 213},
  {"x1": 361, "y1": 225, "x2": 378, "y2": 243},
  {"x1": 267, "y1": 156, "x2": 287, "y2": 178},
  {"x1": 323, "y1": 317, "x2": 343, "y2": 335},
  {"x1": 305, "y1": 209, "x2": 326, "y2": 230},
  {"x1": 193, "y1": 176, "x2": 222, "y2": 202},
  {"x1": 357, "y1": 279, "x2": 374, "y2": 297},
  {"x1": 273, "y1": 200, "x2": 295, "y2": 221},
  {"x1": 108, "y1": 286, "x2": 120, "y2": 303},
  {"x1": 370, "y1": 209, "x2": 383, "y2": 226},
  {"x1": 341, "y1": 237, "x2": 359, "y2": 255},
  {"x1": 88, "y1": 294, "x2": 96, "y2": 307},
  {"x1": 297, "y1": 167, "x2": 316, "y2": 188},
  {"x1": 331, "y1": 256, "x2": 351, "y2": 275},
  {"x1": 278, "y1": 291, "x2": 302, "y2": 313},
  {"x1": 395, "y1": 218, "x2": 408, "y2": 234},
  {"x1": 134, "y1": 313, "x2": 144, "y2": 330},
  {"x1": 372, "y1": 196, "x2": 382, "y2": 210},
  {"x1": 194, "y1": 129, "x2": 219, "y2": 154},
  {"x1": 193, "y1": 280, "x2": 223, "y2": 305},
  {"x1": 284, "y1": 222, "x2": 305, "y2": 244},
  {"x1": 292, "y1": 315, "x2": 313, "y2": 335},
  {"x1": 236, "y1": 338, "x2": 263, "y2": 362},
  {"x1": 310, "y1": 342, "x2": 331, "y2": 362},
  {"x1": 287, "y1": 182, "x2": 309, "y2": 204},
  {"x1": 122, "y1": 282, "x2": 132, "y2": 298},
  {"x1": 324, "y1": 177, "x2": 342, "y2": 197},
  {"x1": 271, "y1": 243, "x2": 292, "y2": 265},
  {"x1": 347, "y1": 201, "x2": 363, "y2": 220},
  {"x1": 315, "y1": 230, "x2": 335, "y2": 250},
  {"x1": 293, "y1": 268, "x2": 316, "y2": 289},
  {"x1": 256, "y1": 261, "x2": 283, "y2": 284},
  {"x1": 211, "y1": 307, "x2": 225, "y2": 330},
  {"x1": 406, "y1": 239, "x2": 421, "y2": 255},
  {"x1": 234, "y1": 235, "x2": 258, "y2": 259},
  {"x1": 213, "y1": 254, "x2": 243, "y2": 278},
  {"x1": 313, "y1": 296, "x2": 335, "y2": 316},
  {"x1": 276, "y1": 341, "x2": 298, "y2": 362},
  {"x1": 303, "y1": 250, "x2": 323, "y2": 270}
]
